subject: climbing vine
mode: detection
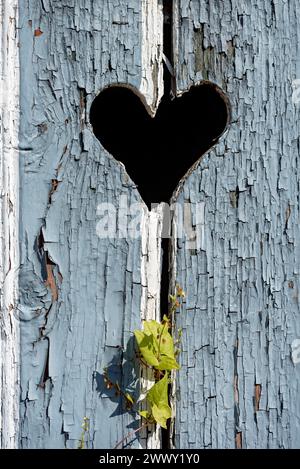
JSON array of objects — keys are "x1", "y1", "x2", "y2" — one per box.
[{"x1": 103, "y1": 285, "x2": 185, "y2": 448}]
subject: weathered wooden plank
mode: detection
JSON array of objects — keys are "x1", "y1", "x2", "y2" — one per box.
[
  {"x1": 0, "y1": 0, "x2": 20, "y2": 449},
  {"x1": 173, "y1": 0, "x2": 300, "y2": 448},
  {"x1": 18, "y1": 0, "x2": 163, "y2": 449}
]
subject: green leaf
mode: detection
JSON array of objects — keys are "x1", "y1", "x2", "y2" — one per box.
[
  {"x1": 169, "y1": 294, "x2": 176, "y2": 303},
  {"x1": 147, "y1": 373, "x2": 169, "y2": 407},
  {"x1": 151, "y1": 404, "x2": 172, "y2": 429},
  {"x1": 139, "y1": 410, "x2": 151, "y2": 420},
  {"x1": 158, "y1": 329, "x2": 176, "y2": 359},
  {"x1": 143, "y1": 320, "x2": 175, "y2": 358},
  {"x1": 156, "y1": 355, "x2": 180, "y2": 371},
  {"x1": 143, "y1": 320, "x2": 160, "y2": 348},
  {"x1": 134, "y1": 330, "x2": 159, "y2": 367},
  {"x1": 125, "y1": 393, "x2": 134, "y2": 404},
  {"x1": 147, "y1": 374, "x2": 172, "y2": 429},
  {"x1": 135, "y1": 319, "x2": 180, "y2": 371}
]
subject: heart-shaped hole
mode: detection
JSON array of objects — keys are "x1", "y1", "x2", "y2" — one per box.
[{"x1": 90, "y1": 83, "x2": 230, "y2": 208}]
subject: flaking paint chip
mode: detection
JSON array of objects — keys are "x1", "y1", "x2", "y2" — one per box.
[{"x1": 34, "y1": 28, "x2": 43, "y2": 37}]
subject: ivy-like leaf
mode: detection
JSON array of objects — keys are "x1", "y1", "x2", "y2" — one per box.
[
  {"x1": 139, "y1": 410, "x2": 151, "y2": 420},
  {"x1": 135, "y1": 320, "x2": 180, "y2": 370},
  {"x1": 134, "y1": 330, "x2": 159, "y2": 367},
  {"x1": 162, "y1": 314, "x2": 170, "y2": 324},
  {"x1": 143, "y1": 320, "x2": 160, "y2": 348},
  {"x1": 159, "y1": 329, "x2": 176, "y2": 359},
  {"x1": 147, "y1": 373, "x2": 169, "y2": 407},
  {"x1": 151, "y1": 404, "x2": 172, "y2": 429},
  {"x1": 147, "y1": 374, "x2": 172, "y2": 429},
  {"x1": 143, "y1": 320, "x2": 174, "y2": 358},
  {"x1": 156, "y1": 355, "x2": 180, "y2": 371}
]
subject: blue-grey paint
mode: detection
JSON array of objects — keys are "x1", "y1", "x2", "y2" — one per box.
[
  {"x1": 18, "y1": 0, "x2": 162, "y2": 449},
  {"x1": 17, "y1": 0, "x2": 300, "y2": 449},
  {"x1": 173, "y1": 0, "x2": 300, "y2": 449}
]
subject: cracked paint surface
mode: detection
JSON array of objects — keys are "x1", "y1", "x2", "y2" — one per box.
[
  {"x1": 173, "y1": 0, "x2": 300, "y2": 449},
  {"x1": 18, "y1": 0, "x2": 163, "y2": 449},
  {"x1": 12, "y1": 0, "x2": 300, "y2": 449},
  {"x1": 0, "y1": 0, "x2": 20, "y2": 449}
]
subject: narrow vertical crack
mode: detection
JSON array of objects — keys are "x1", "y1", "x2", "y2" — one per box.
[
  {"x1": 160, "y1": 0, "x2": 174, "y2": 450},
  {"x1": 159, "y1": 0, "x2": 175, "y2": 331},
  {"x1": 233, "y1": 331, "x2": 242, "y2": 448},
  {"x1": 38, "y1": 337, "x2": 50, "y2": 388}
]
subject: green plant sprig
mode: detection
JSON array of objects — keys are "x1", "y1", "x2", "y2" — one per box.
[
  {"x1": 101, "y1": 284, "x2": 186, "y2": 448},
  {"x1": 133, "y1": 284, "x2": 185, "y2": 430},
  {"x1": 103, "y1": 368, "x2": 135, "y2": 411}
]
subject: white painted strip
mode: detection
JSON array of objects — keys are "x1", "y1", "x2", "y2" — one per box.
[
  {"x1": 140, "y1": 0, "x2": 164, "y2": 115},
  {"x1": 0, "y1": 0, "x2": 20, "y2": 449},
  {"x1": 139, "y1": 205, "x2": 164, "y2": 449}
]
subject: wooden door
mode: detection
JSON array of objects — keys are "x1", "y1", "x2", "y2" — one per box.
[{"x1": 1, "y1": 0, "x2": 300, "y2": 450}]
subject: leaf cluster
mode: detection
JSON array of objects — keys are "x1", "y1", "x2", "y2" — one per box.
[
  {"x1": 100, "y1": 284, "x2": 185, "y2": 445},
  {"x1": 133, "y1": 284, "x2": 185, "y2": 429}
]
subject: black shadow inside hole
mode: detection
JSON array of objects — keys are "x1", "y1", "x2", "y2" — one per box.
[{"x1": 90, "y1": 84, "x2": 230, "y2": 208}]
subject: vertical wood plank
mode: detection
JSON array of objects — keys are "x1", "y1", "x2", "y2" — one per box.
[
  {"x1": 0, "y1": 0, "x2": 20, "y2": 449},
  {"x1": 18, "y1": 0, "x2": 163, "y2": 448},
  {"x1": 173, "y1": 0, "x2": 300, "y2": 449}
]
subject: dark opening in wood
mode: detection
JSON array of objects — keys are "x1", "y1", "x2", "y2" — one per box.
[
  {"x1": 90, "y1": 83, "x2": 229, "y2": 208},
  {"x1": 90, "y1": 2, "x2": 230, "y2": 450}
]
